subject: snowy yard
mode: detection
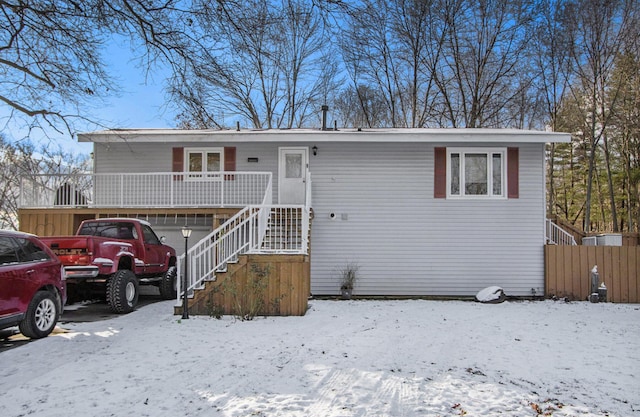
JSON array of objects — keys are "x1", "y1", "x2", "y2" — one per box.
[{"x1": 0, "y1": 299, "x2": 638, "y2": 417}]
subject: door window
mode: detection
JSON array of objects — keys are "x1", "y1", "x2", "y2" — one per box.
[{"x1": 286, "y1": 154, "x2": 303, "y2": 178}]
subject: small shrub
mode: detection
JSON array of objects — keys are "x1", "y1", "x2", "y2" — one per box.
[{"x1": 338, "y1": 261, "x2": 360, "y2": 290}]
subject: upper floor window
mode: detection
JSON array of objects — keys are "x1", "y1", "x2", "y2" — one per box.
[
  {"x1": 447, "y1": 148, "x2": 506, "y2": 198},
  {"x1": 185, "y1": 148, "x2": 224, "y2": 180}
]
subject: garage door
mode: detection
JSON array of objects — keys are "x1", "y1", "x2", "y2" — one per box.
[{"x1": 151, "y1": 226, "x2": 212, "y2": 256}]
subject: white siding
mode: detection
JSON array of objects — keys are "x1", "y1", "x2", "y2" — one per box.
[
  {"x1": 93, "y1": 140, "x2": 546, "y2": 297},
  {"x1": 307, "y1": 142, "x2": 545, "y2": 297},
  {"x1": 94, "y1": 141, "x2": 283, "y2": 201}
]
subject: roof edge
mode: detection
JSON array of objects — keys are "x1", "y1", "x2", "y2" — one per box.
[{"x1": 78, "y1": 127, "x2": 571, "y2": 144}]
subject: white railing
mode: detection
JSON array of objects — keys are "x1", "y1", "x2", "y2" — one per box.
[
  {"x1": 259, "y1": 206, "x2": 308, "y2": 253},
  {"x1": 19, "y1": 172, "x2": 272, "y2": 208},
  {"x1": 546, "y1": 219, "x2": 577, "y2": 245},
  {"x1": 176, "y1": 206, "x2": 260, "y2": 296},
  {"x1": 176, "y1": 170, "x2": 312, "y2": 305}
]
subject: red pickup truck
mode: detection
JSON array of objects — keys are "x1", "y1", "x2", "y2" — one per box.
[{"x1": 40, "y1": 218, "x2": 177, "y2": 313}]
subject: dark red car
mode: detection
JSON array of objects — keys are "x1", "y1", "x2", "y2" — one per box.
[{"x1": 0, "y1": 230, "x2": 66, "y2": 339}]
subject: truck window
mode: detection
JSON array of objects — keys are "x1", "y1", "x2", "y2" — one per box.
[
  {"x1": 141, "y1": 225, "x2": 160, "y2": 245},
  {"x1": 79, "y1": 222, "x2": 136, "y2": 239}
]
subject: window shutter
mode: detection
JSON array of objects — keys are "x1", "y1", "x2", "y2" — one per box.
[
  {"x1": 172, "y1": 147, "x2": 184, "y2": 181},
  {"x1": 224, "y1": 147, "x2": 236, "y2": 180},
  {"x1": 434, "y1": 147, "x2": 446, "y2": 198},
  {"x1": 507, "y1": 147, "x2": 519, "y2": 199}
]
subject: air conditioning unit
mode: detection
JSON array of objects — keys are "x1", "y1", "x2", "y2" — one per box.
[
  {"x1": 596, "y1": 234, "x2": 622, "y2": 246},
  {"x1": 582, "y1": 236, "x2": 597, "y2": 246}
]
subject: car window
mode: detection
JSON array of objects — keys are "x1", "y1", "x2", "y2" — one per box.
[
  {"x1": 0, "y1": 237, "x2": 20, "y2": 265},
  {"x1": 15, "y1": 238, "x2": 51, "y2": 262}
]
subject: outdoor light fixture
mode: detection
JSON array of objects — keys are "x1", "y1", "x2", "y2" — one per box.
[
  {"x1": 181, "y1": 226, "x2": 192, "y2": 319},
  {"x1": 312, "y1": 145, "x2": 318, "y2": 156}
]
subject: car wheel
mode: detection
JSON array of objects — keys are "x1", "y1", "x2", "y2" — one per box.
[
  {"x1": 107, "y1": 270, "x2": 139, "y2": 314},
  {"x1": 19, "y1": 291, "x2": 59, "y2": 339},
  {"x1": 159, "y1": 266, "x2": 177, "y2": 300}
]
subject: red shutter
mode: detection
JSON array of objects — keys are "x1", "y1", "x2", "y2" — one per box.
[
  {"x1": 224, "y1": 147, "x2": 236, "y2": 180},
  {"x1": 434, "y1": 147, "x2": 447, "y2": 198},
  {"x1": 172, "y1": 147, "x2": 184, "y2": 181},
  {"x1": 507, "y1": 147, "x2": 519, "y2": 199}
]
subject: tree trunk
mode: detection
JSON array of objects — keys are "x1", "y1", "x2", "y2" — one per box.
[{"x1": 602, "y1": 134, "x2": 619, "y2": 231}]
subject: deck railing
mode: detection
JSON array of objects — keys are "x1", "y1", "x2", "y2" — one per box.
[
  {"x1": 19, "y1": 172, "x2": 272, "y2": 208},
  {"x1": 546, "y1": 219, "x2": 577, "y2": 245}
]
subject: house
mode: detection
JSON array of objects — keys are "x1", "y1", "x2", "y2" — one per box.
[{"x1": 18, "y1": 128, "x2": 570, "y2": 300}]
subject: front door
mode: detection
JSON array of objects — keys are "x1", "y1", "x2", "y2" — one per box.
[{"x1": 278, "y1": 147, "x2": 308, "y2": 204}]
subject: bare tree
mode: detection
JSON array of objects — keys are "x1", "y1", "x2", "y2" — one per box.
[
  {"x1": 338, "y1": 0, "x2": 449, "y2": 128},
  {"x1": 333, "y1": 85, "x2": 391, "y2": 128},
  {"x1": 435, "y1": 0, "x2": 535, "y2": 128},
  {"x1": 530, "y1": 0, "x2": 573, "y2": 215},
  {"x1": 171, "y1": 0, "x2": 335, "y2": 129},
  {"x1": 0, "y1": 0, "x2": 201, "y2": 137}
]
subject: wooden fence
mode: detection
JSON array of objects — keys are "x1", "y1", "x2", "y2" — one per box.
[{"x1": 545, "y1": 245, "x2": 639, "y2": 303}]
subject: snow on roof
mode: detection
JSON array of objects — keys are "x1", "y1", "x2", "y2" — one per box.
[{"x1": 78, "y1": 127, "x2": 571, "y2": 144}]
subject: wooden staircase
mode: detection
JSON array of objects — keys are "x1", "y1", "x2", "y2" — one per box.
[
  {"x1": 174, "y1": 204, "x2": 313, "y2": 317},
  {"x1": 174, "y1": 252, "x2": 310, "y2": 317}
]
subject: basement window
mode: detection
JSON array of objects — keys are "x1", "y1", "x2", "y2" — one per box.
[{"x1": 447, "y1": 148, "x2": 506, "y2": 198}]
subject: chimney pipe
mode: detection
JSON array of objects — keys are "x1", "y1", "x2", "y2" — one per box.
[{"x1": 321, "y1": 105, "x2": 328, "y2": 130}]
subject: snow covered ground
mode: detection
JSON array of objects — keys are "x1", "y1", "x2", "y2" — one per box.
[{"x1": 0, "y1": 299, "x2": 638, "y2": 417}]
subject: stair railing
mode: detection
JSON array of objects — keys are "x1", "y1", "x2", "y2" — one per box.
[
  {"x1": 176, "y1": 206, "x2": 261, "y2": 300},
  {"x1": 546, "y1": 219, "x2": 577, "y2": 245},
  {"x1": 176, "y1": 170, "x2": 312, "y2": 305}
]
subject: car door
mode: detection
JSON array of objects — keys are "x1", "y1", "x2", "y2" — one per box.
[
  {"x1": 0, "y1": 236, "x2": 27, "y2": 316},
  {"x1": 140, "y1": 224, "x2": 165, "y2": 274}
]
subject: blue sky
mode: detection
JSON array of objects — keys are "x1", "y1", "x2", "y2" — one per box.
[
  {"x1": 100, "y1": 39, "x2": 175, "y2": 130},
  {"x1": 1, "y1": 38, "x2": 175, "y2": 155}
]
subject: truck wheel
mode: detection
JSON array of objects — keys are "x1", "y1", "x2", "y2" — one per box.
[
  {"x1": 107, "y1": 270, "x2": 139, "y2": 314},
  {"x1": 19, "y1": 291, "x2": 59, "y2": 339},
  {"x1": 159, "y1": 266, "x2": 177, "y2": 299}
]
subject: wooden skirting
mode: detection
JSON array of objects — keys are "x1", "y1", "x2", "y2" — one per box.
[
  {"x1": 545, "y1": 245, "x2": 639, "y2": 303},
  {"x1": 175, "y1": 253, "x2": 310, "y2": 317},
  {"x1": 18, "y1": 208, "x2": 241, "y2": 236}
]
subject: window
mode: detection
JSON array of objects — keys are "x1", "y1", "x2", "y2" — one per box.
[
  {"x1": 0, "y1": 237, "x2": 19, "y2": 265},
  {"x1": 185, "y1": 148, "x2": 224, "y2": 180},
  {"x1": 141, "y1": 225, "x2": 160, "y2": 245},
  {"x1": 16, "y1": 238, "x2": 50, "y2": 262},
  {"x1": 447, "y1": 148, "x2": 506, "y2": 198},
  {"x1": 285, "y1": 154, "x2": 302, "y2": 178}
]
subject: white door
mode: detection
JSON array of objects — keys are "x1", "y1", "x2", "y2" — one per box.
[{"x1": 278, "y1": 147, "x2": 308, "y2": 204}]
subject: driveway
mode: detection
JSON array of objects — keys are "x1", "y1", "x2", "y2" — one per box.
[{"x1": 0, "y1": 286, "x2": 164, "y2": 352}]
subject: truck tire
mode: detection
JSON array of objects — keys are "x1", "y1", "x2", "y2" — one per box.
[
  {"x1": 107, "y1": 270, "x2": 139, "y2": 314},
  {"x1": 19, "y1": 290, "x2": 59, "y2": 339},
  {"x1": 159, "y1": 266, "x2": 177, "y2": 299}
]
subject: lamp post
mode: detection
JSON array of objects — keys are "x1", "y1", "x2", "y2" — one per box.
[{"x1": 181, "y1": 226, "x2": 192, "y2": 319}]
